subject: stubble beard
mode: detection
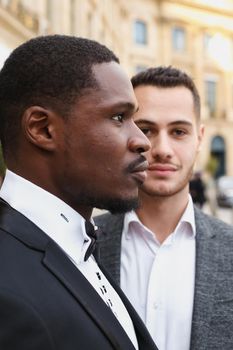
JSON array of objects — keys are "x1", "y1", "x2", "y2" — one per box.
[
  {"x1": 71, "y1": 190, "x2": 140, "y2": 214},
  {"x1": 94, "y1": 195, "x2": 140, "y2": 214}
]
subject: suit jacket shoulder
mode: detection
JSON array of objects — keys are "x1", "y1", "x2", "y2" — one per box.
[{"x1": 194, "y1": 206, "x2": 233, "y2": 239}]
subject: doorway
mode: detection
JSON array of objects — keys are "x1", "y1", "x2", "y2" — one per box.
[{"x1": 210, "y1": 135, "x2": 226, "y2": 178}]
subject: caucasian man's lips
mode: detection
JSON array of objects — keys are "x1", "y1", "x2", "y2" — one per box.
[{"x1": 148, "y1": 163, "x2": 178, "y2": 172}]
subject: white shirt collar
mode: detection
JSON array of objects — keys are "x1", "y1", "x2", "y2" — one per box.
[
  {"x1": 0, "y1": 169, "x2": 92, "y2": 264},
  {"x1": 123, "y1": 194, "x2": 196, "y2": 241},
  {"x1": 176, "y1": 194, "x2": 196, "y2": 237}
]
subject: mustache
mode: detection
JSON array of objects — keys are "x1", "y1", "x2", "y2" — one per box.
[
  {"x1": 126, "y1": 155, "x2": 148, "y2": 173},
  {"x1": 150, "y1": 156, "x2": 180, "y2": 168}
]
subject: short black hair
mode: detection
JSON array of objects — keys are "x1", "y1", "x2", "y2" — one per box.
[
  {"x1": 131, "y1": 66, "x2": 200, "y2": 119},
  {"x1": 0, "y1": 35, "x2": 119, "y2": 157}
]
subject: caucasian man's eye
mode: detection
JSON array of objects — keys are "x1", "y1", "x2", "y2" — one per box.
[
  {"x1": 173, "y1": 129, "x2": 186, "y2": 136},
  {"x1": 140, "y1": 128, "x2": 151, "y2": 136},
  {"x1": 112, "y1": 114, "x2": 124, "y2": 123}
]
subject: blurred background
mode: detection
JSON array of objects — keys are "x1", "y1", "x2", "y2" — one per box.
[{"x1": 1, "y1": 0, "x2": 233, "y2": 223}]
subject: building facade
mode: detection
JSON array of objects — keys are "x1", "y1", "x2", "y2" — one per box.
[{"x1": 1, "y1": 0, "x2": 233, "y2": 177}]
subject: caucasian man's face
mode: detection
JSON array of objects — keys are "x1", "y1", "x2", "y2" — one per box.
[{"x1": 133, "y1": 85, "x2": 204, "y2": 198}]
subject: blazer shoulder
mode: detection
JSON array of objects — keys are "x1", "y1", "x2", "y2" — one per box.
[{"x1": 195, "y1": 207, "x2": 233, "y2": 239}]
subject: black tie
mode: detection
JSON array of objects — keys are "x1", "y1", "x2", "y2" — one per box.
[{"x1": 84, "y1": 221, "x2": 99, "y2": 261}]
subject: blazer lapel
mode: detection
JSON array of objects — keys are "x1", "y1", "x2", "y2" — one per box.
[
  {"x1": 0, "y1": 201, "x2": 136, "y2": 350},
  {"x1": 190, "y1": 209, "x2": 219, "y2": 349},
  {"x1": 43, "y1": 241, "x2": 137, "y2": 350},
  {"x1": 95, "y1": 213, "x2": 124, "y2": 285}
]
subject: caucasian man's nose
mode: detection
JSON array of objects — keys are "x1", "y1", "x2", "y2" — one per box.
[
  {"x1": 151, "y1": 133, "x2": 173, "y2": 159},
  {"x1": 128, "y1": 127, "x2": 151, "y2": 153}
]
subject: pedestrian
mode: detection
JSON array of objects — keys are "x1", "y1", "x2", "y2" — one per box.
[{"x1": 189, "y1": 171, "x2": 206, "y2": 208}]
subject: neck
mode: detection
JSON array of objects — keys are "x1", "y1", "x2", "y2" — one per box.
[
  {"x1": 75, "y1": 206, "x2": 93, "y2": 221},
  {"x1": 7, "y1": 167, "x2": 94, "y2": 221},
  {"x1": 136, "y1": 188, "x2": 189, "y2": 244}
]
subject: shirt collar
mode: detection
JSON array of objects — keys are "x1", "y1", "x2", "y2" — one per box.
[
  {"x1": 176, "y1": 194, "x2": 196, "y2": 237},
  {"x1": 0, "y1": 169, "x2": 92, "y2": 264},
  {"x1": 123, "y1": 210, "x2": 141, "y2": 239},
  {"x1": 123, "y1": 195, "x2": 196, "y2": 241}
]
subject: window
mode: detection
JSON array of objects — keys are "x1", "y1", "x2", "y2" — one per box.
[
  {"x1": 205, "y1": 80, "x2": 217, "y2": 116},
  {"x1": 134, "y1": 20, "x2": 147, "y2": 45},
  {"x1": 203, "y1": 33, "x2": 212, "y2": 52},
  {"x1": 172, "y1": 27, "x2": 186, "y2": 52}
]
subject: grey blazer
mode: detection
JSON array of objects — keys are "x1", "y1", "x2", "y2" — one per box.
[{"x1": 95, "y1": 207, "x2": 233, "y2": 350}]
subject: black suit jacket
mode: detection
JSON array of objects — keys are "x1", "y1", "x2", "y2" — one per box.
[{"x1": 0, "y1": 200, "x2": 158, "y2": 350}]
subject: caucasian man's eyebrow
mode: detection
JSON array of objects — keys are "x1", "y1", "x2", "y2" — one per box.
[
  {"x1": 135, "y1": 119, "x2": 193, "y2": 127},
  {"x1": 134, "y1": 119, "x2": 155, "y2": 126},
  {"x1": 168, "y1": 120, "x2": 193, "y2": 127}
]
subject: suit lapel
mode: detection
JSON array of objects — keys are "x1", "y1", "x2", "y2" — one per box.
[
  {"x1": 43, "y1": 241, "x2": 136, "y2": 350},
  {"x1": 0, "y1": 201, "x2": 136, "y2": 350},
  {"x1": 190, "y1": 209, "x2": 219, "y2": 349}
]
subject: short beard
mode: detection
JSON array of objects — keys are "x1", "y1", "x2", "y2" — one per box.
[
  {"x1": 96, "y1": 197, "x2": 140, "y2": 214},
  {"x1": 78, "y1": 191, "x2": 139, "y2": 213}
]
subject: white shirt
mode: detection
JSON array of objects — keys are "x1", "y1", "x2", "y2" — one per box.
[
  {"x1": 121, "y1": 196, "x2": 196, "y2": 350},
  {"x1": 0, "y1": 170, "x2": 138, "y2": 350}
]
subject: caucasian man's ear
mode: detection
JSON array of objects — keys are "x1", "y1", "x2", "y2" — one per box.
[
  {"x1": 22, "y1": 106, "x2": 61, "y2": 152},
  {"x1": 197, "y1": 124, "x2": 205, "y2": 153}
]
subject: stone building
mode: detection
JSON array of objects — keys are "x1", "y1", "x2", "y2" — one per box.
[{"x1": 1, "y1": 0, "x2": 233, "y2": 177}]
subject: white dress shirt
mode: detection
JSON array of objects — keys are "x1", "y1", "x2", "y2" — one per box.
[
  {"x1": 0, "y1": 170, "x2": 138, "y2": 350},
  {"x1": 121, "y1": 196, "x2": 196, "y2": 350}
]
